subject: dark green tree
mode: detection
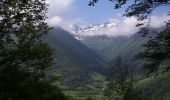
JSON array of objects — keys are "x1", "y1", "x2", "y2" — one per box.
[
  {"x1": 103, "y1": 56, "x2": 133, "y2": 100},
  {"x1": 137, "y1": 21, "x2": 170, "y2": 74},
  {"x1": 0, "y1": 0, "x2": 66, "y2": 99}
]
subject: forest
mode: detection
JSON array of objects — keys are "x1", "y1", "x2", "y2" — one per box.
[{"x1": 0, "y1": 0, "x2": 169, "y2": 100}]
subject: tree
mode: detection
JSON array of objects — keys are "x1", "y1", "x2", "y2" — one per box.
[
  {"x1": 136, "y1": 21, "x2": 170, "y2": 74},
  {"x1": 0, "y1": 0, "x2": 66, "y2": 99},
  {"x1": 103, "y1": 56, "x2": 133, "y2": 100},
  {"x1": 89, "y1": 0, "x2": 170, "y2": 73}
]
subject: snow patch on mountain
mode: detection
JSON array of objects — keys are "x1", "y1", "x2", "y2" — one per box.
[
  {"x1": 72, "y1": 19, "x2": 118, "y2": 33},
  {"x1": 71, "y1": 17, "x2": 139, "y2": 40},
  {"x1": 47, "y1": 14, "x2": 169, "y2": 40}
]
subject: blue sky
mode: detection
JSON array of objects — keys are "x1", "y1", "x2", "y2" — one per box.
[
  {"x1": 63, "y1": 0, "x2": 128, "y2": 24},
  {"x1": 47, "y1": 0, "x2": 169, "y2": 25},
  {"x1": 46, "y1": 0, "x2": 169, "y2": 37},
  {"x1": 46, "y1": 0, "x2": 169, "y2": 28},
  {"x1": 73, "y1": 0, "x2": 124, "y2": 24},
  {"x1": 47, "y1": 0, "x2": 130, "y2": 25}
]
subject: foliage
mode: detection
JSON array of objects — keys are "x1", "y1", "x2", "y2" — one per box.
[
  {"x1": 88, "y1": 1, "x2": 170, "y2": 100},
  {"x1": 103, "y1": 56, "x2": 134, "y2": 100},
  {"x1": 89, "y1": 0, "x2": 170, "y2": 73},
  {"x1": 0, "y1": 0, "x2": 51, "y2": 80},
  {"x1": 128, "y1": 71, "x2": 170, "y2": 100},
  {"x1": 136, "y1": 21, "x2": 170, "y2": 73},
  {"x1": 0, "y1": 0, "x2": 66, "y2": 99}
]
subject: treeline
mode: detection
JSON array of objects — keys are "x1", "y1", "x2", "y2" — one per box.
[
  {"x1": 89, "y1": 0, "x2": 170, "y2": 100},
  {"x1": 0, "y1": 0, "x2": 67, "y2": 100}
]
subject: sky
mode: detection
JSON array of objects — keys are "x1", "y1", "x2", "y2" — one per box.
[
  {"x1": 46, "y1": 0, "x2": 128, "y2": 25},
  {"x1": 46, "y1": 0, "x2": 169, "y2": 37}
]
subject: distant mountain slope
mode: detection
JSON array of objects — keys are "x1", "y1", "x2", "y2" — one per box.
[
  {"x1": 69, "y1": 19, "x2": 147, "y2": 62},
  {"x1": 82, "y1": 34, "x2": 147, "y2": 62},
  {"x1": 44, "y1": 28, "x2": 109, "y2": 87}
]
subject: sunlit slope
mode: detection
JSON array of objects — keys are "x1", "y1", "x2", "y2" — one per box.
[{"x1": 129, "y1": 71, "x2": 170, "y2": 100}]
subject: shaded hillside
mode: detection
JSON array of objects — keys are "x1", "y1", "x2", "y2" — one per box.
[
  {"x1": 44, "y1": 28, "x2": 109, "y2": 87},
  {"x1": 129, "y1": 71, "x2": 170, "y2": 100},
  {"x1": 82, "y1": 34, "x2": 147, "y2": 61}
]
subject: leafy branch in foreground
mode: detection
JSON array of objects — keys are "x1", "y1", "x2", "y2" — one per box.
[
  {"x1": 0, "y1": 0, "x2": 66, "y2": 99},
  {"x1": 136, "y1": 20, "x2": 170, "y2": 74}
]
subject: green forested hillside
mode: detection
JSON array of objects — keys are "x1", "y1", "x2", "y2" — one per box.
[
  {"x1": 81, "y1": 34, "x2": 148, "y2": 75},
  {"x1": 44, "y1": 28, "x2": 109, "y2": 87},
  {"x1": 129, "y1": 71, "x2": 170, "y2": 100},
  {"x1": 82, "y1": 35, "x2": 147, "y2": 62},
  {"x1": 44, "y1": 28, "x2": 170, "y2": 100},
  {"x1": 44, "y1": 28, "x2": 150, "y2": 99}
]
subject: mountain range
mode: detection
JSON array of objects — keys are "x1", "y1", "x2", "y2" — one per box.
[
  {"x1": 45, "y1": 27, "x2": 109, "y2": 87},
  {"x1": 44, "y1": 19, "x2": 148, "y2": 87},
  {"x1": 43, "y1": 16, "x2": 170, "y2": 99},
  {"x1": 70, "y1": 19, "x2": 147, "y2": 62},
  {"x1": 70, "y1": 19, "x2": 119, "y2": 40}
]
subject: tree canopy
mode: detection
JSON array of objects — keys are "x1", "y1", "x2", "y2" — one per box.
[
  {"x1": 0, "y1": 0, "x2": 66, "y2": 99},
  {"x1": 104, "y1": 56, "x2": 133, "y2": 100}
]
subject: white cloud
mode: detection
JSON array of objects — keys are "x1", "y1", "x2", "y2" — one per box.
[
  {"x1": 45, "y1": 0, "x2": 79, "y2": 32},
  {"x1": 77, "y1": 14, "x2": 169, "y2": 37},
  {"x1": 46, "y1": 16, "x2": 76, "y2": 33},
  {"x1": 46, "y1": 16, "x2": 63, "y2": 26},
  {"x1": 45, "y1": 0, "x2": 169, "y2": 38},
  {"x1": 46, "y1": 0, "x2": 74, "y2": 18},
  {"x1": 46, "y1": 16, "x2": 139, "y2": 37},
  {"x1": 150, "y1": 14, "x2": 169, "y2": 28},
  {"x1": 46, "y1": 0, "x2": 84, "y2": 32},
  {"x1": 78, "y1": 17, "x2": 139, "y2": 37},
  {"x1": 46, "y1": 3, "x2": 169, "y2": 38}
]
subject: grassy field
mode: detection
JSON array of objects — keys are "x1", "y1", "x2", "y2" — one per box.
[{"x1": 56, "y1": 72, "x2": 107, "y2": 100}]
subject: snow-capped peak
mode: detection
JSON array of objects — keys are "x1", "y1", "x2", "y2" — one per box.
[
  {"x1": 78, "y1": 19, "x2": 118, "y2": 33},
  {"x1": 71, "y1": 19, "x2": 119, "y2": 40}
]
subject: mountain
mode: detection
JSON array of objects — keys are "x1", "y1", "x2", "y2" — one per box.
[
  {"x1": 44, "y1": 27, "x2": 109, "y2": 87},
  {"x1": 69, "y1": 19, "x2": 146, "y2": 61},
  {"x1": 82, "y1": 34, "x2": 147, "y2": 61},
  {"x1": 72, "y1": 19, "x2": 118, "y2": 34},
  {"x1": 71, "y1": 19, "x2": 119, "y2": 40},
  {"x1": 68, "y1": 20, "x2": 149, "y2": 73},
  {"x1": 81, "y1": 35, "x2": 149, "y2": 75}
]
